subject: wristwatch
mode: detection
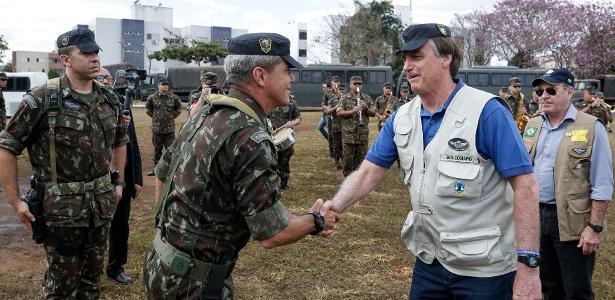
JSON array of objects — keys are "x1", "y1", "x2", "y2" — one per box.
[
  {"x1": 110, "y1": 170, "x2": 125, "y2": 188},
  {"x1": 587, "y1": 223, "x2": 604, "y2": 233},
  {"x1": 517, "y1": 252, "x2": 540, "y2": 268},
  {"x1": 308, "y1": 212, "x2": 325, "y2": 236}
]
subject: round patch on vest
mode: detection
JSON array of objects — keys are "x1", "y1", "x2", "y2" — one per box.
[{"x1": 448, "y1": 138, "x2": 469, "y2": 151}]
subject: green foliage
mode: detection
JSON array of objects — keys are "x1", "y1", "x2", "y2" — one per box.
[
  {"x1": 0, "y1": 35, "x2": 8, "y2": 64},
  {"x1": 148, "y1": 39, "x2": 227, "y2": 66},
  {"x1": 47, "y1": 69, "x2": 60, "y2": 79},
  {"x1": 2, "y1": 62, "x2": 12, "y2": 72}
]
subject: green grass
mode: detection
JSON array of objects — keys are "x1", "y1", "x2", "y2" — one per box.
[{"x1": 0, "y1": 109, "x2": 614, "y2": 299}]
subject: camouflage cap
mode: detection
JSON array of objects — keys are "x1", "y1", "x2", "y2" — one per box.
[
  {"x1": 56, "y1": 28, "x2": 101, "y2": 52},
  {"x1": 508, "y1": 77, "x2": 521, "y2": 85},
  {"x1": 383, "y1": 82, "x2": 392, "y2": 88},
  {"x1": 201, "y1": 71, "x2": 217, "y2": 85},
  {"x1": 350, "y1": 75, "x2": 362, "y2": 83},
  {"x1": 331, "y1": 75, "x2": 340, "y2": 82}
]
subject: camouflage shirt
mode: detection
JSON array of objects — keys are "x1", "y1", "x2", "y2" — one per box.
[
  {"x1": 336, "y1": 92, "x2": 373, "y2": 144},
  {"x1": 269, "y1": 99, "x2": 300, "y2": 130},
  {"x1": 328, "y1": 93, "x2": 343, "y2": 132},
  {"x1": 146, "y1": 91, "x2": 182, "y2": 134},
  {"x1": 0, "y1": 75, "x2": 129, "y2": 227},
  {"x1": 375, "y1": 94, "x2": 397, "y2": 115},
  {"x1": 0, "y1": 88, "x2": 5, "y2": 131},
  {"x1": 392, "y1": 95, "x2": 412, "y2": 111},
  {"x1": 575, "y1": 100, "x2": 610, "y2": 125},
  {"x1": 505, "y1": 93, "x2": 529, "y2": 116},
  {"x1": 322, "y1": 90, "x2": 336, "y2": 107},
  {"x1": 154, "y1": 87, "x2": 289, "y2": 264}
]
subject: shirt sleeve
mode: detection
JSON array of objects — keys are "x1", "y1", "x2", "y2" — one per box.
[
  {"x1": 589, "y1": 121, "x2": 613, "y2": 201},
  {"x1": 174, "y1": 95, "x2": 182, "y2": 112},
  {"x1": 476, "y1": 98, "x2": 533, "y2": 179},
  {"x1": 145, "y1": 96, "x2": 153, "y2": 113},
  {"x1": 365, "y1": 111, "x2": 399, "y2": 168},
  {"x1": 0, "y1": 93, "x2": 46, "y2": 155}
]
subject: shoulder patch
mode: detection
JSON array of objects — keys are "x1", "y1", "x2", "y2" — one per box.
[
  {"x1": 23, "y1": 94, "x2": 38, "y2": 109},
  {"x1": 250, "y1": 130, "x2": 273, "y2": 144}
]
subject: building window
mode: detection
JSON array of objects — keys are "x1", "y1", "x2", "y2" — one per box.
[
  {"x1": 27, "y1": 58, "x2": 30, "y2": 62},
  {"x1": 36, "y1": 58, "x2": 40, "y2": 62},
  {"x1": 42, "y1": 69, "x2": 45, "y2": 72},
  {"x1": 299, "y1": 31, "x2": 307, "y2": 40},
  {"x1": 147, "y1": 33, "x2": 152, "y2": 39},
  {"x1": 299, "y1": 49, "x2": 307, "y2": 57}
]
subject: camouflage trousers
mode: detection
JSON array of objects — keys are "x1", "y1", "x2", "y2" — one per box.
[
  {"x1": 143, "y1": 246, "x2": 234, "y2": 299},
  {"x1": 42, "y1": 224, "x2": 110, "y2": 299},
  {"x1": 330, "y1": 129, "x2": 343, "y2": 162},
  {"x1": 277, "y1": 146, "x2": 294, "y2": 183},
  {"x1": 327, "y1": 118, "x2": 334, "y2": 158},
  {"x1": 153, "y1": 133, "x2": 175, "y2": 164},
  {"x1": 342, "y1": 143, "x2": 367, "y2": 176}
]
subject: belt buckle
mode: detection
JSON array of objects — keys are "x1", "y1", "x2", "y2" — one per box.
[
  {"x1": 84, "y1": 181, "x2": 95, "y2": 191},
  {"x1": 170, "y1": 251, "x2": 192, "y2": 277}
]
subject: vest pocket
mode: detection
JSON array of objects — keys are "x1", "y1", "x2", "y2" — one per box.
[
  {"x1": 435, "y1": 160, "x2": 482, "y2": 198},
  {"x1": 567, "y1": 196, "x2": 591, "y2": 237},
  {"x1": 439, "y1": 225, "x2": 504, "y2": 266},
  {"x1": 398, "y1": 156, "x2": 413, "y2": 184}
]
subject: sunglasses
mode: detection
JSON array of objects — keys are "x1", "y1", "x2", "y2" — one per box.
[
  {"x1": 160, "y1": 83, "x2": 169, "y2": 86},
  {"x1": 536, "y1": 87, "x2": 558, "y2": 97},
  {"x1": 512, "y1": 85, "x2": 521, "y2": 88},
  {"x1": 353, "y1": 82, "x2": 362, "y2": 85}
]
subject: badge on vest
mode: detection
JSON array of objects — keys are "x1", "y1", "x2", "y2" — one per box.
[
  {"x1": 524, "y1": 127, "x2": 537, "y2": 138},
  {"x1": 440, "y1": 153, "x2": 478, "y2": 164},
  {"x1": 570, "y1": 130, "x2": 588, "y2": 142},
  {"x1": 454, "y1": 181, "x2": 465, "y2": 197},
  {"x1": 572, "y1": 148, "x2": 587, "y2": 155},
  {"x1": 63, "y1": 99, "x2": 81, "y2": 110},
  {"x1": 448, "y1": 138, "x2": 469, "y2": 151}
]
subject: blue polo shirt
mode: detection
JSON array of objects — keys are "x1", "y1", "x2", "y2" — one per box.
[
  {"x1": 533, "y1": 104, "x2": 613, "y2": 203},
  {"x1": 366, "y1": 80, "x2": 533, "y2": 179}
]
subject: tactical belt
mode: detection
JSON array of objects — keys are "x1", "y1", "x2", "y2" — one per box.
[
  {"x1": 45, "y1": 173, "x2": 111, "y2": 195},
  {"x1": 153, "y1": 229, "x2": 235, "y2": 283}
]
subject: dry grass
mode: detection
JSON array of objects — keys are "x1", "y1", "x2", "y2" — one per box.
[{"x1": 0, "y1": 108, "x2": 614, "y2": 299}]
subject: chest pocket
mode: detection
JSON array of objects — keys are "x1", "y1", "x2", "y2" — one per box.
[
  {"x1": 435, "y1": 160, "x2": 483, "y2": 199},
  {"x1": 54, "y1": 114, "x2": 85, "y2": 146},
  {"x1": 394, "y1": 122, "x2": 413, "y2": 184},
  {"x1": 566, "y1": 145, "x2": 592, "y2": 189},
  {"x1": 97, "y1": 105, "x2": 118, "y2": 147}
]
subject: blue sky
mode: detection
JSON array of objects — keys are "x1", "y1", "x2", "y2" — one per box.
[{"x1": 0, "y1": 0, "x2": 500, "y2": 61}]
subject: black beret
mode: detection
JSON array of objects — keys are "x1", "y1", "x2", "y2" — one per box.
[
  {"x1": 56, "y1": 28, "x2": 101, "y2": 53},
  {"x1": 228, "y1": 33, "x2": 302, "y2": 69}
]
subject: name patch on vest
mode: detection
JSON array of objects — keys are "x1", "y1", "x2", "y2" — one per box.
[
  {"x1": 250, "y1": 131, "x2": 273, "y2": 144},
  {"x1": 448, "y1": 138, "x2": 469, "y2": 151},
  {"x1": 440, "y1": 154, "x2": 478, "y2": 164}
]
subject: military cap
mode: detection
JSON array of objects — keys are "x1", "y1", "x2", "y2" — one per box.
[
  {"x1": 584, "y1": 86, "x2": 595, "y2": 94},
  {"x1": 350, "y1": 75, "x2": 362, "y2": 83},
  {"x1": 383, "y1": 82, "x2": 392, "y2": 88},
  {"x1": 331, "y1": 75, "x2": 340, "y2": 82},
  {"x1": 508, "y1": 77, "x2": 521, "y2": 85},
  {"x1": 532, "y1": 68, "x2": 574, "y2": 87},
  {"x1": 228, "y1": 33, "x2": 302, "y2": 69},
  {"x1": 338, "y1": 83, "x2": 346, "y2": 89},
  {"x1": 398, "y1": 23, "x2": 451, "y2": 53},
  {"x1": 158, "y1": 78, "x2": 169, "y2": 85},
  {"x1": 0, "y1": 72, "x2": 7, "y2": 80},
  {"x1": 400, "y1": 85, "x2": 410, "y2": 92},
  {"x1": 56, "y1": 28, "x2": 101, "y2": 53},
  {"x1": 499, "y1": 87, "x2": 508, "y2": 92},
  {"x1": 200, "y1": 71, "x2": 217, "y2": 85}
]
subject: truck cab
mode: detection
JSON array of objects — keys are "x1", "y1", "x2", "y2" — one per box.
[{"x1": 3, "y1": 72, "x2": 49, "y2": 118}]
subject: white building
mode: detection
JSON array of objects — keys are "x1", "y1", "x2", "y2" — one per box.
[{"x1": 11, "y1": 51, "x2": 50, "y2": 73}]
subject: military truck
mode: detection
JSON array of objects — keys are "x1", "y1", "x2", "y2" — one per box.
[
  {"x1": 573, "y1": 75, "x2": 615, "y2": 105},
  {"x1": 166, "y1": 66, "x2": 226, "y2": 102}
]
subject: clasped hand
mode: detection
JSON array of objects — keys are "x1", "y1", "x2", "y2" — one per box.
[{"x1": 308, "y1": 199, "x2": 339, "y2": 236}]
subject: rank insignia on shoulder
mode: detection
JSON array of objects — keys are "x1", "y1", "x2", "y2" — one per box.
[
  {"x1": 524, "y1": 127, "x2": 537, "y2": 137},
  {"x1": 250, "y1": 131, "x2": 272, "y2": 144},
  {"x1": 23, "y1": 94, "x2": 38, "y2": 109},
  {"x1": 454, "y1": 181, "x2": 465, "y2": 197}
]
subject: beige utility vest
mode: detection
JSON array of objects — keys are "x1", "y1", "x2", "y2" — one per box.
[
  {"x1": 523, "y1": 112, "x2": 600, "y2": 241},
  {"x1": 393, "y1": 85, "x2": 516, "y2": 277}
]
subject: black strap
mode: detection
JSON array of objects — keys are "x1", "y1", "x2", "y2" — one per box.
[{"x1": 201, "y1": 262, "x2": 235, "y2": 300}]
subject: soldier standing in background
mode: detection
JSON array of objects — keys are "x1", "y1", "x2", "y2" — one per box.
[
  {"x1": 322, "y1": 76, "x2": 339, "y2": 158},
  {"x1": 0, "y1": 28, "x2": 128, "y2": 299},
  {"x1": 392, "y1": 85, "x2": 412, "y2": 111},
  {"x1": 374, "y1": 83, "x2": 397, "y2": 131},
  {"x1": 145, "y1": 78, "x2": 182, "y2": 176},
  {"x1": 188, "y1": 71, "x2": 220, "y2": 114},
  {"x1": 505, "y1": 77, "x2": 529, "y2": 116},
  {"x1": 336, "y1": 75, "x2": 376, "y2": 176},
  {"x1": 325, "y1": 82, "x2": 345, "y2": 169},
  {"x1": 0, "y1": 72, "x2": 7, "y2": 131},
  {"x1": 270, "y1": 95, "x2": 302, "y2": 190},
  {"x1": 575, "y1": 86, "x2": 611, "y2": 127},
  {"x1": 498, "y1": 87, "x2": 508, "y2": 99}
]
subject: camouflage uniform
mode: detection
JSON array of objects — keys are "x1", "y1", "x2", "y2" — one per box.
[
  {"x1": 575, "y1": 100, "x2": 611, "y2": 126},
  {"x1": 375, "y1": 94, "x2": 397, "y2": 131},
  {"x1": 505, "y1": 93, "x2": 529, "y2": 117},
  {"x1": 0, "y1": 86, "x2": 5, "y2": 131},
  {"x1": 328, "y1": 92, "x2": 343, "y2": 167},
  {"x1": 0, "y1": 75, "x2": 129, "y2": 299},
  {"x1": 269, "y1": 99, "x2": 300, "y2": 189},
  {"x1": 143, "y1": 88, "x2": 290, "y2": 299},
  {"x1": 392, "y1": 94, "x2": 412, "y2": 111},
  {"x1": 337, "y1": 91, "x2": 373, "y2": 176},
  {"x1": 322, "y1": 90, "x2": 336, "y2": 158},
  {"x1": 146, "y1": 91, "x2": 182, "y2": 164}
]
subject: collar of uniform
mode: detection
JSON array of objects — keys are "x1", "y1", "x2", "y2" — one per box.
[
  {"x1": 58, "y1": 75, "x2": 101, "y2": 105},
  {"x1": 420, "y1": 79, "x2": 465, "y2": 117},
  {"x1": 541, "y1": 103, "x2": 577, "y2": 128},
  {"x1": 226, "y1": 87, "x2": 268, "y2": 123}
]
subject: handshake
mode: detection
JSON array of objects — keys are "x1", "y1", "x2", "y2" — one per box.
[{"x1": 307, "y1": 199, "x2": 341, "y2": 238}]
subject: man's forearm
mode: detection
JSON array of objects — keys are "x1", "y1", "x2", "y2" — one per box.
[
  {"x1": 111, "y1": 145, "x2": 127, "y2": 180},
  {"x1": 0, "y1": 148, "x2": 22, "y2": 210},
  {"x1": 589, "y1": 200, "x2": 610, "y2": 225},
  {"x1": 259, "y1": 214, "x2": 315, "y2": 249},
  {"x1": 509, "y1": 173, "x2": 540, "y2": 250},
  {"x1": 331, "y1": 161, "x2": 386, "y2": 212}
]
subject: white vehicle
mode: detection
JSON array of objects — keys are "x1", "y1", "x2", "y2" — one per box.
[{"x1": 3, "y1": 72, "x2": 49, "y2": 118}]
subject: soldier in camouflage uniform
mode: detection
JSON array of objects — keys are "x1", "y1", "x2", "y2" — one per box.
[
  {"x1": 0, "y1": 72, "x2": 7, "y2": 131},
  {"x1": 505, "y1": 77, "x2": 529, "y2": 117},
  {"x1": 575, "y1": 86, "x2": 611, "y2": 126},
  {"x1": 270, "y1": 95, "x2": 301, "y2": 190},
  {"x1": 188, "y1": 71, "x2": 220, "y2": 115},
  {"x1": 336, "y1": 76, "x2": 376, "y2": 176},
  {"x1": 0, "y1": 28, "x2": 128, "y2": 299},
  {"x1": 325, "y1": 83, "x2": 345, "y2": 169},
  {"x1": 392, "y1": 85, "x2": 412, "y2": 111},
  {"x1": 374, "y1": 83, "x2": 397, "y2": 131},
  {"x1": 322, "y1": 76, "x2": 339, "y2": 159},
  {"x1": 146, "y1": 79, "x2": 182, "y2": 176},
  {"x1": 143, "y1": 32, "x2": 336, "y2": 300}
]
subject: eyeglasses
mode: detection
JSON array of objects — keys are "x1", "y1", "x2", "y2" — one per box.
[
  {"x1": 160, "y1": 83, "x2": 169, "y2": 86},
  {"x1": 512, "y1": 85, "x2": 521, "y2": 88},
  {"x1": 96, "y1": 75, "x2": 112, "y2": 81},
  {"x1": 536, "y1": 87, "x2": 559, "y2": 97}
]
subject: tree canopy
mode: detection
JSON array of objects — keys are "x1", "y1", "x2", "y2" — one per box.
[{"x1": 148, "y1": 39, "x2": 227, "y2": 66}]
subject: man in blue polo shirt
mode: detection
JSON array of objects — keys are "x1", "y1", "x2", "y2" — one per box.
[{"x1": 319, "y1": 23, "x2": 542, "y2": 299}]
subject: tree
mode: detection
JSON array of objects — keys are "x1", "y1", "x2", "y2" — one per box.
[
  {"x1": 148, "y1": 39, "x2": 227, "y2": 66},
  {"x1": 2, "y1": 62, "x2": 12, "y2": 72},
  {"x1": 573, "y1": 1, "x2": 615, "y2": 77},
  {"x1": 450, "y1": 11, "x2": 495, "y2": 67},
  {"x1": 0, "y1": 35, "x2": 8, "y2": 64},
  {"x1": 48, "y1": 69, "x2": 60, "y2": 79}
]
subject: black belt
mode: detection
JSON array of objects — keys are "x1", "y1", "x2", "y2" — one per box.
[{"x1": 539, "y1": 203, "x2": 556, "y2": 209}]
